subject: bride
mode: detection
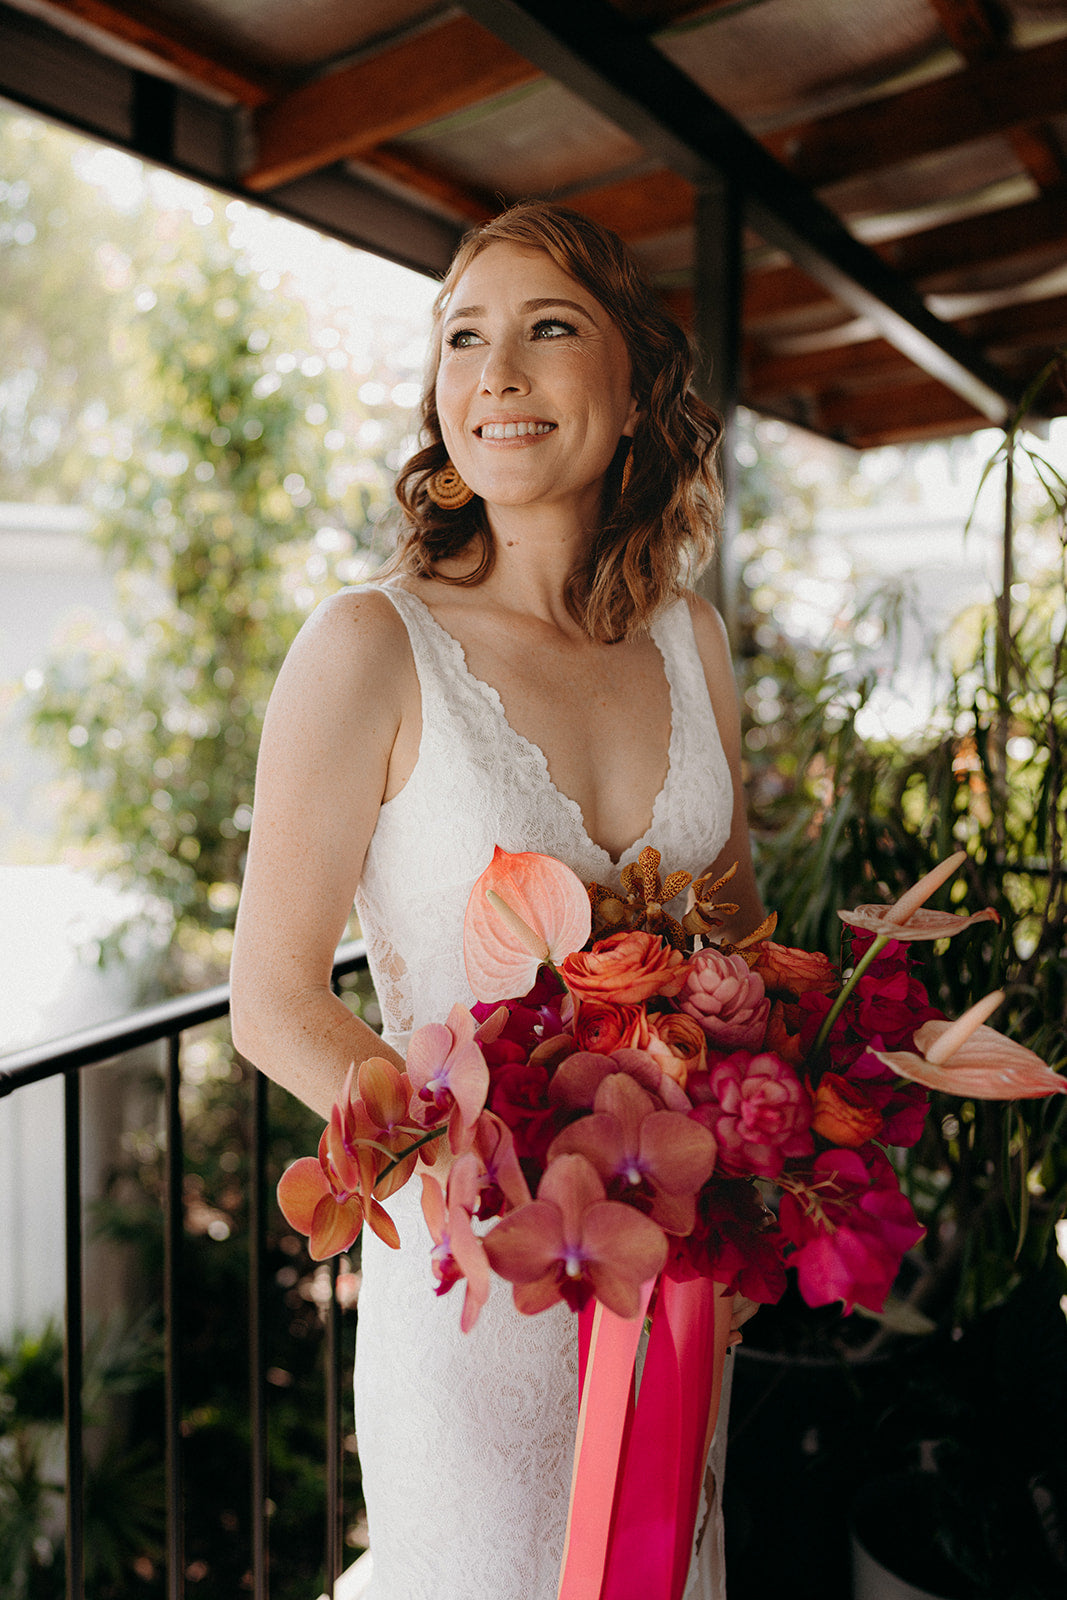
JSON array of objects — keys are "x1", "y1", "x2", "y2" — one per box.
[{"x1": 230, "y1": 202, "x2": 763, "y2": 1600}]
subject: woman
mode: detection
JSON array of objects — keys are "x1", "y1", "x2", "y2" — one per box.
[{"x1": 230, "y1": 202, "x2": 763, "y2": 1600}]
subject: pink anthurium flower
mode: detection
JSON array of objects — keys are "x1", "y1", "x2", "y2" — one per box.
[
  {"x1": 406, "y1": 1003, "x2": 491, "y2": 1151},
  {"x1": 483, "y1": 1152, "x2": 668, "y2": 1319},
  {"x1": 838, "y1": 850, "x2": 999, "y2": 942},
  {"x1": 464, "y1": 846, "x2": 591, "y2": 1003},
  {"x1": 547, "y1": 1073, "x2": 717, "y2": 1234},
  {"x1": 871, "y1": 990, "x2": 1067, "y2": 1099},
  {"x1": 420, "y1": 1157, "x2": 491, "y2": 1332}
]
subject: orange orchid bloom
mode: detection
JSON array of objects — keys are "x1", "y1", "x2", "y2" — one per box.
[
  {"x1": 838, "y1": 850, "x2": 999, "y2": 942},
  {"x1": 871, "y1": 990, "x2": 1066, "y2": 1099},
  {"x1": 463, "y1": 846, "x2": 591, "y2": 1002}
]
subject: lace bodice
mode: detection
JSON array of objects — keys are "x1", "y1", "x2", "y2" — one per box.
[
  {"x1": 352, "y1": 582, "x2": 735, "y2": 1600},
  {"x1": 355, "y1": 583, "x2": 733, "y2": 1042}
]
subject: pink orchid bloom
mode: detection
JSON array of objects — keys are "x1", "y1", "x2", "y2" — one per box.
[
  {"x1": 838, "y1": 849, "x2": 999, "y2": 942},
  {"x1": 547, "y1": 1072, "x2": 716, "y2": 1234},
  {"x1": 464, "y1": 846, "x2": 592, "y2": 1003},
  {"x1": 469, "y1": 1111, "x2": 532, "y2": 1218},
  {"x1": 871, "y1": 990, "x2": 1067, "y2": 1099},
  {"x1": 278, "y1": 1105, "x2": 402, "y2": 1259},
  {"x1": 548, "y1": 1046, "x2": 693, "y2": 1113},
  {"x1": 420, "y1": 1157, "x2": 491, "y2": 1332},
  {"x1": 483, "y1": 1152, "x2": 667, "y2": 1319},
  {"x1": 406, "y1": 1002, "x2": 491, "y2": 1151}
]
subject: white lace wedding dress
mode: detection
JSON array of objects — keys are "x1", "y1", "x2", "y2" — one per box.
[{"x1": 350, "y1": 582, "x2": 736, "y2": 1600}]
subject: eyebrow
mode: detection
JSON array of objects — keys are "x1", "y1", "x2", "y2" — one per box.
[{"x1": 443, "y1": 297, "x2": 596, "y2": 324}]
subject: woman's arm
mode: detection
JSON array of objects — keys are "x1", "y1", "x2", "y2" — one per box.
[
  {"x1": 230, "y1": 589, "x2": 419, "y2": 1120},
  {"x1": 686, "y1": 593, "x2": 765, "y2": 944}
]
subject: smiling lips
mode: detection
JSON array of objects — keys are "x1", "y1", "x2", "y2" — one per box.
[{"x1": 476, "y1": 420, "x2": 556, "y2": 440}]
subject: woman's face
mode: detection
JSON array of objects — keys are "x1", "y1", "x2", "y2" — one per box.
[{"x1": 435, "y1": 242, "x2": 639, "y2": 522}]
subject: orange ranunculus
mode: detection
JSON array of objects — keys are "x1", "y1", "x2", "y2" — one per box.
[
  {"x1": 644, "y1": 1011, "x2": 707, "y2": 1087},
  {"x1": 764, "y1": 1000, "x2": 804, "y2": 1068},
  {"x1": 573, "y1": 1001, "x2": 649, "y2": 1055},
  {"x1": 752, "y1": 942, "x2": 838, "y2": 1000},
  {"x1": 560, "y1": 930, "x2": 689, "y2": 1006},
  {"x1": 812, "y1": 1073, "x2": 884, "y2": 1147}
]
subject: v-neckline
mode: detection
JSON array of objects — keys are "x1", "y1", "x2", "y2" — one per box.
[{"x1": 394, "y1": 585, "x2": 678, "y2": 871}]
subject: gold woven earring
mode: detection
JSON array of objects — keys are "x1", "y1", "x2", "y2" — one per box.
[
  {"x1": 620, "y1": 444, "x2": 634, "y2": 498},
  {"x1": 426, "y1": 461, "x2": 474, "y2": 510}
]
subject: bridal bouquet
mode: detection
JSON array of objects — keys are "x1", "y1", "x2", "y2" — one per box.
[
  {"x1": 277, "y1": 843, "x2": 1064, "y2": 1600},
  {"x1": 279, "y1": 844, "x2": 1063, "y2": 1319}
]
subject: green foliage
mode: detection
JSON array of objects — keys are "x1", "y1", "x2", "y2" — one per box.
[
  {"x1": 740, "y1": 408, "x2": 1067, "y2": 1332},
  {"x1": 2, "y1": 105, "x2": 421, "y2": 980}
]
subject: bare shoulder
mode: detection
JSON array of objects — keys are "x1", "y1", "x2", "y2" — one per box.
[
  {"x1": 270, "y1": 586, "x2": 414, "y2": 715},
  {"x1": 682, "y1": 590, "x2": 732, "y2": 675}
]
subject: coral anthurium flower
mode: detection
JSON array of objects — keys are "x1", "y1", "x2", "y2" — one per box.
[
  {"x1": 547, "y1": 1073, "x2": 717, "y2": 1234},
  {"x1": 420, "y1": 1158, "x2": 491, "y2": 1332},
  {"x1": 483, "y1": 1152, "x2": 667, "y2": 1318},
  {"x1": 406, "y1": 1003, "x2": 491, "y2": 1150},
  {"x1": 464, "y1": 846, "x2": 591, "y2": 1003},
  {"x1": 838, "y1": 850, "x2": 999, "y2": 942},
  {"x1": 871, "y1": 991, "x2": 1067, "y2": 1099}
]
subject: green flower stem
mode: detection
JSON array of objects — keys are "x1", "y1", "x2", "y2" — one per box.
[
  {"x1": 811, "y1": 933, "x2": 890, "y2": 1061},
  {"x1": 375, "y1": 1126, "x2": 446, "y2": 1186}
]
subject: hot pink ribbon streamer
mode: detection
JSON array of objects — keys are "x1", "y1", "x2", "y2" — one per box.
[
  {"x1": 557, "y1": 1280, "x2": 653, "y2": 1600},
  {"x1": 558, "y1": 1274, "x2": 732, "y2": 1600}
]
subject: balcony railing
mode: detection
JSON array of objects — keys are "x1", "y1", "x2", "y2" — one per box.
[{"x1": 0, "y1": 939, "x2": 368, "y2": 1600}]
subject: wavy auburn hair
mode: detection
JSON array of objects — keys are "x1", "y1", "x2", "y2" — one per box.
[{"x1": 392, "y1": 202, "x2": 723, "y2": 642}]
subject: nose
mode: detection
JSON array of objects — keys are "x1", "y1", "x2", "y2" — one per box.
[{"x1": 478, "y1": 335, "x2": 529, "y2": 397}]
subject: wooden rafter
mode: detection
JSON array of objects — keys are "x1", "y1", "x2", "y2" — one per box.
[
  {"x1": 763, "y1": 33, "x2": 1067, "y2": 186},
  {"x1": 15, "y1": 0, "x2": 276, "y2": 105},
  {"x1": 747, "y1": 337, "x2": 911, "y2": 398},
  {"x1": 567, "y1": 168, "x2": 693, "y2": 237},
  {"x1": 882, "y1": 192, "x2": 1067, "y2": 282},
  {"x1": 816, "y1": 376, "x2": 986, "y2": 445},
  {"x1": 358, "y1": 147, "x2": 499, "y2": 226},
  {"x1": 245, "y1": 15, "x2": 540, "y2": 193},
  {"x1": 926, "y1": 0, "x2": 1067, "y2": 190}
]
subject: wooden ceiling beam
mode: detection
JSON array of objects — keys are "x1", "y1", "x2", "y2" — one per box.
[
  {"x1": 957, "y1": 291, "x2": 1067, "y2": 349},
  {"x1": 13, "y1": 0, "x2": 277, "y2": 104},
  {"x1": 245, "y1": 15, "x2": 540, "y2": 193},
  {"x1": 882, "y1": 192, "x2": 1067, "y2": 281},
  {"x1": 747, "y1": 338, "x2": 911, "y2": 397},
  {"x1": 816, "y1": 376, "x2": 987, "y2": 444},
  {"x1": 927, "y1": 0, "x2": 1067, "y2": 190},
  {"x1": 566, "y1": 168, "x2": 694, "y2": 237},
  {"x1": 357, "y1": 147, "x2": 499, "y2": 226},
  {"x1": 763, "y1": 33, "x2": 1067, "y2": 186}
]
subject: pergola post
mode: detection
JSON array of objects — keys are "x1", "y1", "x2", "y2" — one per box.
[{"x1": 693, "y1": 174, "x2": 744, "y2": 642}]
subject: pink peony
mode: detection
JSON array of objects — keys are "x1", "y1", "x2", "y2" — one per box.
[
  {"x1": 693, "y1": 1050, "x2": 813, "y2": 1179},
  {"x1": 680, "y1": 949, "x2": 770, "y2": 1051}
]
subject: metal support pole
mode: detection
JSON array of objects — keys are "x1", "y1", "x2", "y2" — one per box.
[
  {"x1": 693, "y1": 174, "x2": 744, "y2": 643},
  {"x1": 325, "y1": 1257, "x2": 343, "y2": 1595},
  {"x1": 63, "y1": 1069, "x2": 85, "y2": 1600},
  {"x1": 251, "y1": 1067, "x2": 270, "y2": 1600},
  {"x1": 164, "y1": 1034, "x2": 185, "y2": 1600},
  {"x1": 994, "y1": 444, "x2": 1015, "y2": 854}
]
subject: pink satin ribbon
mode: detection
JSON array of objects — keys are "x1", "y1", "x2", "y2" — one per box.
[{"x1": 557, "y1": 1274, "x2": 732, "y2": 1600}]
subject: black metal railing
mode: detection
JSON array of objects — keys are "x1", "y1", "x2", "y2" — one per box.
[{"x1": 0, "y1": 939, "x2": 368, "y2": 1600}]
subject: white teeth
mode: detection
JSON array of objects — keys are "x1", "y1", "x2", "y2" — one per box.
[{"x1": 478, "y1": 421, "x2": 555, "y2": 439}]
